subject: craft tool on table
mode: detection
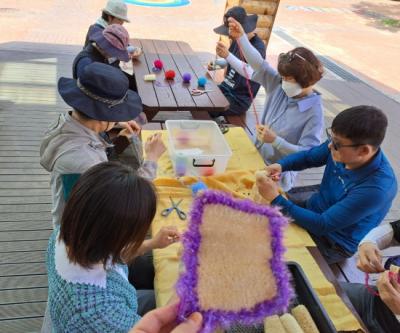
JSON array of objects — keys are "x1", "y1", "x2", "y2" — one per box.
[
  {"x1": 190, "y1": 89, "x2": 213, "y2": 96},
  {"x1": 161, "y1": 197, "x2": 187, "y2": 220}
]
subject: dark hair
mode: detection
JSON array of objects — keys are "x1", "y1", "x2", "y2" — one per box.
[
  {"x1": 101, "y1": 11, "x2": 114, "y2": 22},
  {"x1": 277, "y1": 47, "x2": 323, "y2": 88},
  {"x1": 73, "y1": 109, "x2": 93, "y2": 121},
  {"x1": 331, "y1": 105, "x2": 388, "y2": 148},
  {"x1": 59, "y1": 161, "x2": 157, "y2": 268}
]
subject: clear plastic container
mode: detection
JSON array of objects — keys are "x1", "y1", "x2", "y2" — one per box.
[{"x1": 165, "y1": 120, "x2": 233, "y2": 177}]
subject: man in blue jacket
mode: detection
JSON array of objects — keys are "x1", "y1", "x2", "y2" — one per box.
[{"x1": 257, "y1": 105, "x2": 397, "y2": 264}]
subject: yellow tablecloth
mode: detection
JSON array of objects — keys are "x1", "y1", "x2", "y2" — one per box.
[{"x1": 143, "y1": 127, "x2": 362, "y2": 331}]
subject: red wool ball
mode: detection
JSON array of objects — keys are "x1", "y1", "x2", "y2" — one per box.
[{"x1": 165, "y1": 70, "x2": 176, "y2": 80}]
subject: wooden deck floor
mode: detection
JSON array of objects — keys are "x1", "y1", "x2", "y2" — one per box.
[{"x1": 0, "y1": 42, "x2": 399, "y2": 332}]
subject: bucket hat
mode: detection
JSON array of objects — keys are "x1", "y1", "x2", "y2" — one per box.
[
  {"x1": 58, "y1": 62, "x2": 142, "y2": 122},
  {"x1": 91, "y1": 24, "x2": 130, "y2": 62},
  {"x1": 103, "y1": 0, "x2": 130, "y2": 22},
  {"x1": 214, "y1": 6, "x2": 258, "y2": 36}
]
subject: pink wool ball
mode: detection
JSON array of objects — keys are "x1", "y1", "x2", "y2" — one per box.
[{"x1": 154, "y1": 59, "x2": 163, "y2": 70}]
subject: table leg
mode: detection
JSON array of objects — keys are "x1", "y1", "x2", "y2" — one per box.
[
  {"x1": 144, "y1": 109, "x2": 159, "y2": 122},
  {"x1": 190, "y1": 110, "x2": 212, "y2": 120}
]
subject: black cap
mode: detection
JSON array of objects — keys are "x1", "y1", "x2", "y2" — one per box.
[{"x1": 214, "y1": 6, "x2": 258, "y2": 36}]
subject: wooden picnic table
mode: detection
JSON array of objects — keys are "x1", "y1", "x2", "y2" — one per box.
[{"x1": 129, "y1": 39, "x2": 229, "y2": 121}]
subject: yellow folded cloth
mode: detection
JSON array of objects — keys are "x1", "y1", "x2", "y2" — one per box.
[{"x1": 143, "y1": 128, "x2": 362, "y2": 331}]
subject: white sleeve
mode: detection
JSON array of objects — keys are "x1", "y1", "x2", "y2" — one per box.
[
  {"x1": 237, "y1": 35, "x2": 281, "y2": 93},
  {"x1": 237, "y1": 34, "x2": 264, "y2": 72},
  {"x1": 359, "y1": 223, "x2": 395, "y2": 250},
  {"x1": 226, "y1": 53, "x2": 254, "y2": 78}
]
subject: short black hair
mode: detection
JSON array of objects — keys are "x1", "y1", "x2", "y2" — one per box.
[
  {"x1": 73, "y1": 109, "x2": 93, "y2": 121},
  {"x1": 101, "y1": 11, "x2": 115, "y2": 22},
  {"x1": 331, "y1": 105, "x2": 388, "y2": 148},
  {"x1": 59, "y1": 161, "x2": 157, "y2": 268}
]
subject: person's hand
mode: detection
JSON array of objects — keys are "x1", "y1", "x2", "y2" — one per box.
[
  {"x1": 144, "y1": 133, "x2": 166, "y2": 162},
  {"x1": 264, "y1": 163, "x2": 282, "y2": 182},
  {"x1": 129, "y1": 302, "x2": 202, "y2": 333},
  {"x1": 118, "y1": 121, "x2": 141, "y2": 138},
  {"x1": 377, "y1": 270, "x2": 400, "y2": 315},
  {"x1": 216, "y1": 41, "x2": 229, "y2": 59},
  {"x1": 256, "y1": 125, "x2": 277, "y2": 144},
  {"x1": 256, "y1": 173, "x2": 280, "y2": 202},
  {"x1": 228, "y1": 17, "x2": 245, "y2": 39},
  {"x1": 129, "y1": 47, "x2": 143, "y2": 60},
  {"x1": 151, "y1": 226, "x2": 181, "y2": 249},
  {"x1": 357, "y1": 242, "x2": 385, "y2": 273}
]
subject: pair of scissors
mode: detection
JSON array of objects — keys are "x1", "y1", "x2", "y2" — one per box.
[
  {"x1": 161, "y1": 197, "x2": 187, "y2": 220},
  {"x1": 190, "y1": 89, "x2": 213, "y2": 96}
]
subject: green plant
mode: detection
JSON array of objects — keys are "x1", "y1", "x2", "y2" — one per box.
[{"x1": 381, "y1": 18, "x2": 400, "y2": 27}]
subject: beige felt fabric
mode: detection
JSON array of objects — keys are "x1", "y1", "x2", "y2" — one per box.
[
  {"x1": 197, "y1": 205, "x2": 276, "y2": 310},
  {"x1": 292, "y1": 305, "x2": 320, "y2": 333},
  {"x1": 280, "y1": 313, "x2": 305, "y2": 333},
  {"x1": 264, "y1": 315, "x2": 286, "y2": 333}
]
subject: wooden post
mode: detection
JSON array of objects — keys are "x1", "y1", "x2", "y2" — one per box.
[{"x1": 224, "y1": 0, "x2": 281, "y2": 47}]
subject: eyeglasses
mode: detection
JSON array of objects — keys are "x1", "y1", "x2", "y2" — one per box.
[
  {"x1": 326, "y1": 128, "x2": 365, "y2": 151},
  {"x1": 278, "y1": 51, "x2": 307, "y2": 64}
]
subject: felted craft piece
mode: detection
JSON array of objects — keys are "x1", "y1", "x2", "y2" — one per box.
[
  {"x1": 198, "y1": 76, "x2": 207, "y2": 87},
  {"x1": 144, "y1": 74, "x2": 156, "y2": 81},
  {"x1": 250, "y1": 170, "x2": 271, "y2": 205},
  {"x1": 165, "y1": 70, "x2": 176, "y2": 80},
  {"x1": 291, "y1": 305, "x2": 319, "y2": 333},
  {"x1": 182, "y1": 73, "x2": 192, "y2": 83},
  {"x1": 154, "y1": 59, "x2": 163, "y2": 70},
  {"x1": 177, "y1": 190, "x2": 292, "y2": 333}
]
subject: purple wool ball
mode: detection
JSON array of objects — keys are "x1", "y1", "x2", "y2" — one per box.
[{"x1": 182, "y1": 73, "x2": 191, "y2": 83}]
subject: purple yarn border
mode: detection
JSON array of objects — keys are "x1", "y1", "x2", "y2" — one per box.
[{"x1": 176, "y1": 190, "x2": 294, "y2": 333}]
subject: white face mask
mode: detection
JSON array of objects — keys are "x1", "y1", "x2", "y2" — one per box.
[{"x1": 281, "y1": 80, "x2": 303, "y2": 98}]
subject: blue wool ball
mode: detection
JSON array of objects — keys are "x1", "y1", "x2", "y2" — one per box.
[
  {"x1": 191, "y1": 181, "x2": 208, "y2": 196},
  {"x1": 197, "y1": 77, "x2": 207, "y2": 87},
  {"x1": 182, "y1": 73, "x2": 191, "y2": 83}
]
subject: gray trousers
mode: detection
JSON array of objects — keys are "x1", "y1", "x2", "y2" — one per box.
[{"x1": 341, "y1": 282, "x2": 400, "y2": 333}]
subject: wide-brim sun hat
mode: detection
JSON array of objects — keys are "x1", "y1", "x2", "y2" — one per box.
[
  {"x1": 214, "y1": 6, "x2": 258, "y2": 36},
  {"x1": 91, "y1": 24, "x2": 130, "y2": 62},
  {"x1": 58, "y1": 62, "x2": 142, "y2": 122},
  {"x1": 103, "y1": 0, "x2": 130, "y2": 22}
]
